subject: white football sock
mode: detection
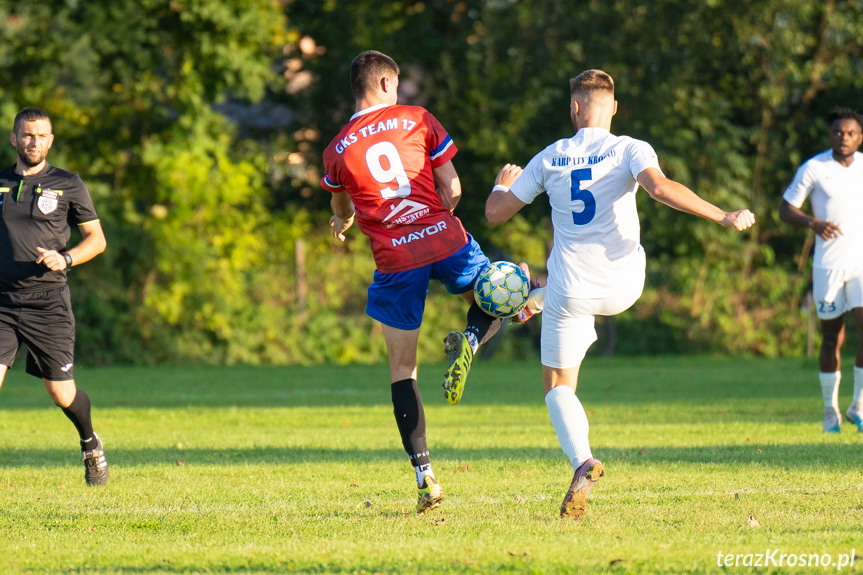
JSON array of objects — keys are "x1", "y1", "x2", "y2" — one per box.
[
  {"x1": 545, "y1": 385, "x2": 592, "y2": 471},
  {"x1": 819, "y1": 371, "x2": 840, "y2": 410},
  {"x1": 853, "y1": 366, "x2": 863, "y2": 407},
  {"x1": 415, "y1": 463, "x2": 434, "y2": 486},
  {"x1": 464, "y1": 331, "x2": 479, "y2": 355}
]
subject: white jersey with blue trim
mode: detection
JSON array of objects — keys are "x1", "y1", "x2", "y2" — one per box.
[
  {"x1": 510, "y1": 127, "x2": 661, "y2": 298},
  {"x1": 783, "y1": 149, "x2": 863, "y2": 271}
]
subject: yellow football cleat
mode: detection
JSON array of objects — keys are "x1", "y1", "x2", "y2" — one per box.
[
  {"x1": 443, "y1": 331, "x2": 473, "y2": 405},
  {"x1": 416, "y1": 475, "x2": 444, "y2": 514}
]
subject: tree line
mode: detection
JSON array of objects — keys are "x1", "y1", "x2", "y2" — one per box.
[{"x1": 0, "y1": 0, "x2": 858, "y2": 365}]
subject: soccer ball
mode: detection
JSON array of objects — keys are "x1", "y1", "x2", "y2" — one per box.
[{"x1": 473, "y1": 261, "x2": 530, "y2": 318}]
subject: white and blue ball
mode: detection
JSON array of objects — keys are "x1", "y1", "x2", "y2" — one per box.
[{"x1": 473, "y1": 261, "x2": 530, "y2": 318}]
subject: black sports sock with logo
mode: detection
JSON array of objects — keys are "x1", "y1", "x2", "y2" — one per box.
[
  {"x1": 464, "y1": 302, "x2": 505, "y2": 350},
  {"x1": 391, "y1": 378, "x2": 430, "y2": 468},
  {"x1": 59, "y1": 389, "x2": 97, "y2": 451}
]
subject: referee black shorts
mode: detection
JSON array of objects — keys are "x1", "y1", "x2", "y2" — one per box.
[{"x1": 0, "y1": 286, "x2": 76, "y2": 381}]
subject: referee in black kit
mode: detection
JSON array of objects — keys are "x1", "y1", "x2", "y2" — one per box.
[{"x1": 0, "y1": 108, "x2": 108, "y2": 486}]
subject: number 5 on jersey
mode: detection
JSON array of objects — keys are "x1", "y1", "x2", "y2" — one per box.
[{"x1": 570, "y1": 168, "x2": 596, "y2": 225}]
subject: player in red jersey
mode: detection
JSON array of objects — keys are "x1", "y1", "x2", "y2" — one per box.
[{"x1": 321, "y1": 51, "x2": 514, "y2": 513}]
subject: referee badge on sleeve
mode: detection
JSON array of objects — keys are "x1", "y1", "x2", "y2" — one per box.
[{"x1": 36, "y1": 188, "x2": 62, "y2": 215}]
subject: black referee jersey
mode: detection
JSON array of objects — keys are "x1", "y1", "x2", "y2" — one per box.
[{"x1": 0, "y1": 162, "x2": 99, "y2": 293}]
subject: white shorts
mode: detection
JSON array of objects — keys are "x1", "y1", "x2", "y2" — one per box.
[
  {"x1": 813, "y1": 267, "x2": 863, "y2": 319},
  {"x1": 540, "y1": 277, "x2": 645, "y2": 369}
]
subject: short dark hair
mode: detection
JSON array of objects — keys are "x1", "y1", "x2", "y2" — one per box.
[
  {"x1": 350, "y1": 51, "x2": 400, "y2": 100},
  {"x1": 826, "y1": 107, "x2": 863, "y2": 130},
  {"x1": 570, "y1": 69, "x2": 615, "y2": 99},
  {"x1": 13, "y1": 107, "x2": 52, "y2": 135}
]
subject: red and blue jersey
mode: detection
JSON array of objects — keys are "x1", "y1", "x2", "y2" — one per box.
[{"x1": 321, "y1": 104, "x2": 468, "y2": 273}]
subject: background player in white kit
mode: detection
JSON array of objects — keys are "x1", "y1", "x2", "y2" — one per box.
[
  {"x1": 780, "y1": 108, "x2": 863, "y2": 434},
  {"x1": 485, "y1": 69, "x2": 755, "y2": 520}
]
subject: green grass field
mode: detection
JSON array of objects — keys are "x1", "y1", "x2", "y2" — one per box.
[{"x1": 1, "y1": 356, "x2": 861, "y2": 574}]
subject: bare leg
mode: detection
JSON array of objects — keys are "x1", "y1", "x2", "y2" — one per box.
[
  {"x1": 853, "y1": 308, "x2": 863, "y2": 368},
  {"x1": 819, "y1": 317, "x2": 845, "y2": 433},
  {"x1": 44, "y1": 378, "x2": 78, "y2": 408},
  {"x1": 543, "y1": 364, "x2": 581, "y2": 395},
  {"x1": 819, "y1": 317, "x2": 845, "y2": 373}
]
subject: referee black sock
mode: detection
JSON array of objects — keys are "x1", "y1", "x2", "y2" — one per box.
[
  {"x1": 59, "y1": 389, "x2": 96, "y2": 451},
  {"x1": 391, "y1": 378, "x2": 430, "y2": 469},
  {"x1": 464, "y1": 302, "x2": 505, "y2": 353}
]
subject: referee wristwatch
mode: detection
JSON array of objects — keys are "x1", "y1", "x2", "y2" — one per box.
[{"x1": 62, "y1": 252, "x2": 73, "y2": 269}]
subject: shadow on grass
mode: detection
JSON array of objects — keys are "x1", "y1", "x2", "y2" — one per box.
[
  {"x1": 1, "y1": 443, "x2": 861, "y2": 469},
  {"x1": 0, "y1": 356, "x2": 842, "y2": 410}
]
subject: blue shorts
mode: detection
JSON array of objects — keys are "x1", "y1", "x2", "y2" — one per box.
[{"x1": 367, "y1": 235, "x2": 490, "y2": 330}]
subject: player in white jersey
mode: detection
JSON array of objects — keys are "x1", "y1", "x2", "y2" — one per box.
[
  {"x1": 485, "y1": 69, "x2": 755, "y2": 520},
  {"x1": 780, "y1": 108, "x2": 863, "y2": 434}
]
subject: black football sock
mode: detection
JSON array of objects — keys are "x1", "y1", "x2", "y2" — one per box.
[
  {"x1": 391, "y1": 378, "x2": 430, "y2": 469},
  {"x1": 464, "y1": 302, "x2": 505, "y2": 353},
  {"x1": 59, "y1": 389, "x2": 96, "y2": 451}
]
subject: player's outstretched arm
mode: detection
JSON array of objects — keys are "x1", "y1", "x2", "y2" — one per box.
[
  {"x1": 329, "y1": 191, "x2": 355, "y2": 243},
  {"x1": 433, "y1": 160, "x2": 462, "y2": 211},
  {"x1": 485, "y1": 164, "x2": 528, "y2": 225},
  {"x1": 779, "y1": 199, "x2": 842, "y2": 240},
  {"x1": 637, "y1": 167, "x2": 755, "y2": 231}
]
